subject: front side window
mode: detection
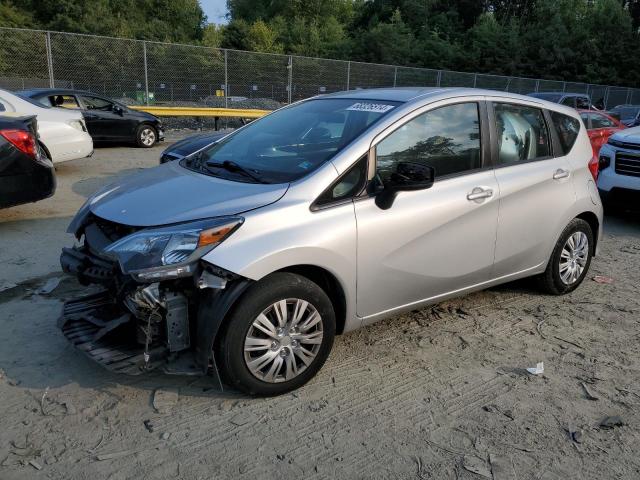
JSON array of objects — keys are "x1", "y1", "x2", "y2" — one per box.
[
  {"x1": 81, "y1": 96, "x2": 113, "y2": 111},
  {"x1": 588, "y1": 112, "x2": 616, "y2": 129},
  {"x1": 375, "y1": 102, "x2": 481, "y2": 182},
  {"x1": 188, "y1": 98, "x2": 399, "y2": 184},
  {"x1": 494, "y1": 103, "x2": 550, "y2": 165},
  {"x1": 550, "y1": 111, "x2": 580, "y2": 155}
]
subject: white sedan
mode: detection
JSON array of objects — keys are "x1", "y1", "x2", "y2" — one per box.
[{"x1": 0, "y1": 88, "x2": 93, "y2": 163}]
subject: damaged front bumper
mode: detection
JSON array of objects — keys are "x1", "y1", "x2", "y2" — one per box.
[{"x1": 58, "y1": 215, "x2": 251, "y2": 378}]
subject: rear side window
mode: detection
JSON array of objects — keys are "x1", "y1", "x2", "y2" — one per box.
[
  {"x1": 0, "y1": 102, "x2": 4, "y2": 112},
  {"x1": 494, "y1": 103, "x2": 551, "y2": 165},
  {"x1": 48, "y1": 94, "x2": 81, "y2": 109},
  {"x1": 550, "y1": 111, "x2": 580, "y2": 155}
]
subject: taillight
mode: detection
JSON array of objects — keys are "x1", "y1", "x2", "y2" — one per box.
[
  {"x1": 0, "y1": 129, "x2": 37, "y2": 158},
  {"x1": 588, "y1": 155, "x2": 599, "y2": 181}
]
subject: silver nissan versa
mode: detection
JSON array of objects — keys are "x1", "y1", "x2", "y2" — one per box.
[{"x1": 59, "y1": 88, "x2": 602, "y2": 395}]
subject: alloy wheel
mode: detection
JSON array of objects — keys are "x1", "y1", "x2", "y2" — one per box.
[
  {"x1": 140, "y1": 127, "x2": 156, "y2": 146},
  {"x1": 243, "y1": 298, "x2": 323, "y2": 383},
  {"x1": 559, "y1": 231, "x2": 589, "y2": 285}
]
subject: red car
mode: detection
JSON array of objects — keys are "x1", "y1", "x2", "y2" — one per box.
[{"x1": 578, "y1": 109, "x2": 626, "y2": 157}]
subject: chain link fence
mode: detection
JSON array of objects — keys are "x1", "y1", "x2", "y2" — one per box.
[{"x1": 1, "y1": 26, "x2": 638, "y2": 111}]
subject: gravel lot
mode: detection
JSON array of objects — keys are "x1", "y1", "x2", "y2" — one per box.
[{"x1": 1, "y1": 135, "x2": 640, "y2": 479}]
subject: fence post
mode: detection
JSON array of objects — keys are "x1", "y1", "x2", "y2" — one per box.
[
  {"x1": 224, "y1": 49, "x2": 228, "y2": 108},
  {"x1": 625, "y1": 88, "x2": 632, "y2": 105},
  {"x1": 45, "y1": 31, "x2": 54, "y2": 88},
  {"x1": 346, "y1": 61, "x2": 351, "y2": 91},
  {"x1": 535, "y1": 79, "x2": 540, "y2": 92},
  {"x1": 562, "y1": 82, "x2": 566, "y2": 92},
  {"x1": 143, "y1": 41, "x2": 149, "y2": 105},
  {"x1": 287, "y1": 55, "x2": 293, "y2": 104},
  {"x1": 436, "y1": 70, "x2": 442, "y2": 87},
  {"x1": 473, "y1": 73, "x2": 477, "y2": 88},
  {"x1": 604, "y1": 87, "x2": 611, "y2": 110},
  {"x1": 393, "y1": 66, "x2": 397, "y2": 87}
]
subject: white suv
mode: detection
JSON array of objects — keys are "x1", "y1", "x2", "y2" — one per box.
[{"x1": 597, "y1": 126, "x2": 640, "y2": 207}]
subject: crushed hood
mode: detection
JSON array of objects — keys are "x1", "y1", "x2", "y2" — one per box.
[{"x1": 81, "y1": 161, "x2": 288, "y2": 227}]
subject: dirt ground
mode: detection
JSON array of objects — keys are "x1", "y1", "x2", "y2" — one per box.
[{"x1": 1, "y1": 134, "x2": 640, "y2": 480}]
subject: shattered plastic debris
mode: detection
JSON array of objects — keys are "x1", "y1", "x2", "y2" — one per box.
[
  {"x1": 592, "y1": 275, "x2": 614, "y2": 284},
  {"x1": 37, "y1": 277, "x2": 61, "y2": 295},
  {"x1": 462, "y1": 455, "x2": 492, "y2": 478},
  {"x1": 600, "y1": 416, "x2": 625, "y2": 430},
  {"x1": 526, "y1": 362, "x2": 544, "y2": 375},
  {"x1": 152, "y1": 388, "x2": 179, "y2": 414}
]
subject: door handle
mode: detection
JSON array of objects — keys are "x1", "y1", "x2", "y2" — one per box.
[
  {"x1": 467, "y1": 187, "x2": 493, "y2": 201},
  {"x1": 553, "y1": 168, "x2": 570, "y2": 180}
]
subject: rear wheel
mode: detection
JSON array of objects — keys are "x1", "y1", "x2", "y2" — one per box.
[
  {"x1": 537, "y1": 218, "x2": 594, "y2": 295},
  {"x1": 136, "y1": 124, "x2": 157, "y2": 148},
  {"x1": 217, "y1": 272, "x2": 336, "y2": 396}
]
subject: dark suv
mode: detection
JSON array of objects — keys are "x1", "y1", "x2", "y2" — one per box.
[
  {"x1": 528, "y1": 92, "x2": 595, "y2": 110},
  {"x1": 18, "y1": 88, "x2": 164, "y2": 148}
]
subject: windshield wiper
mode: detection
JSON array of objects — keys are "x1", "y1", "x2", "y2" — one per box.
[{"x1": 205, "y1": 160, "x2": 267, "y2": 184}]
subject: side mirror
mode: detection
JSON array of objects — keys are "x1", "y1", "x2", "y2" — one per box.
[
  {"x1": 375, "y1": 162, "x2": 435, "y2": 210},
  {"x1": 113, "y1": 105, "x2": 124, "y2": 116}
]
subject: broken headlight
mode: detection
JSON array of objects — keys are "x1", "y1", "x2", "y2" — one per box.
[{"x1": 104, "y1": 217, "x2": 243, "y2": 278}]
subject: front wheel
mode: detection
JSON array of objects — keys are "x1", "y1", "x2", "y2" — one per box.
[
  {"x1": 537, "y1": 218, "x2": 594, "y2": 295},
  {"x1": 217, "y1": 272, "x2": 336, "y2": 396},
  {"x1": 136, "y1": 124, "x2": 157, "y2": 148}
]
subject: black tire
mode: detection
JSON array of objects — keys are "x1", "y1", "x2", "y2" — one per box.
[
  {"x1": 135, "y1": 124, "x2": 157, "y2": 148},
  {"x1": 537, "y1": 218, "x2": 594, "y2": 295},
  {"x1": 216, "y1": 272, "x2": 336, "y2": 396}
]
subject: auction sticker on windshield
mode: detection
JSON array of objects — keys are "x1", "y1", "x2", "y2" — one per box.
[{"x1": 346, "y1": 103, "x2": 395, "y2": 113}]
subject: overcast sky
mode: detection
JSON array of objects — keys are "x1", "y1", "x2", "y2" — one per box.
[{"x1": 200, "y1": 0, "x2": 229, "y2": 24}]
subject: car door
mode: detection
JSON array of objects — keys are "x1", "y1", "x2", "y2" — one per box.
[
  {"x1": 354, "y1": 100, "x2": 500, "y2": 322},
  {"x1": 491, "y1": 101, "x2": 576, "y2": 278},
  {"x1": 78, "y1": 95, "x2": 126, "y2": 140}
]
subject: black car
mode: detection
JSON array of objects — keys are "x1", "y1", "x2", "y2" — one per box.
[
  {"x1": 159, "y1": 130, "x2": 229, "y2": 164},
  {"x1": 0, "y1": 115, "x2": 56, "y2": 209},
  {"x1": 18, "y1": 89, "x2": 164, "y2": 148}
]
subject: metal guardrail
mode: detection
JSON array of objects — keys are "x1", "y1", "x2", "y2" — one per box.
[{"x1": 130, "y1": 106, "x2": 270, "y2": 118}]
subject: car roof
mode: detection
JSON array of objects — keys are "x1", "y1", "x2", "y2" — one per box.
[
  {"x1": 318, "y1": 87, "x2": 563, "y2": 106},
  {"x1": 18, "y1": 88, "x2": 104, "y2": 98}
]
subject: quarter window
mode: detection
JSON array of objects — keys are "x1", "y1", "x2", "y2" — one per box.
[
  {"x1": 494, "y1": 103, "x2": 550, "y2": 165},
  {"x1": 313, "y1": 156, "x2": 368, "y2": 208},
  {"x1": 376, "y1": 102, "x2": 481, "y2": 181},
  {"x1": 550, "y1": 111, "x2": 580, "y2": 155}
]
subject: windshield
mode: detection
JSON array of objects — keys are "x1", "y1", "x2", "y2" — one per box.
[{"x1": 184, "y1": 98, "x2": 400, "y2": 183}]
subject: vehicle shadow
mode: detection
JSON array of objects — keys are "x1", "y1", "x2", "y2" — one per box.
[{"x1": 70, "y1": 168, "x2": 146, "y2": 199}]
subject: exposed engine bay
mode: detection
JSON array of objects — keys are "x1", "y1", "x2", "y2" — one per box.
[{"x1": 58, "y1": 213, "x2": 251, "y2": 378}]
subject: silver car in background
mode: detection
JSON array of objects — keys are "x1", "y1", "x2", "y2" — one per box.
[{"x1": 59, "y1": 88, "x2": 602, "y2": 395}]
